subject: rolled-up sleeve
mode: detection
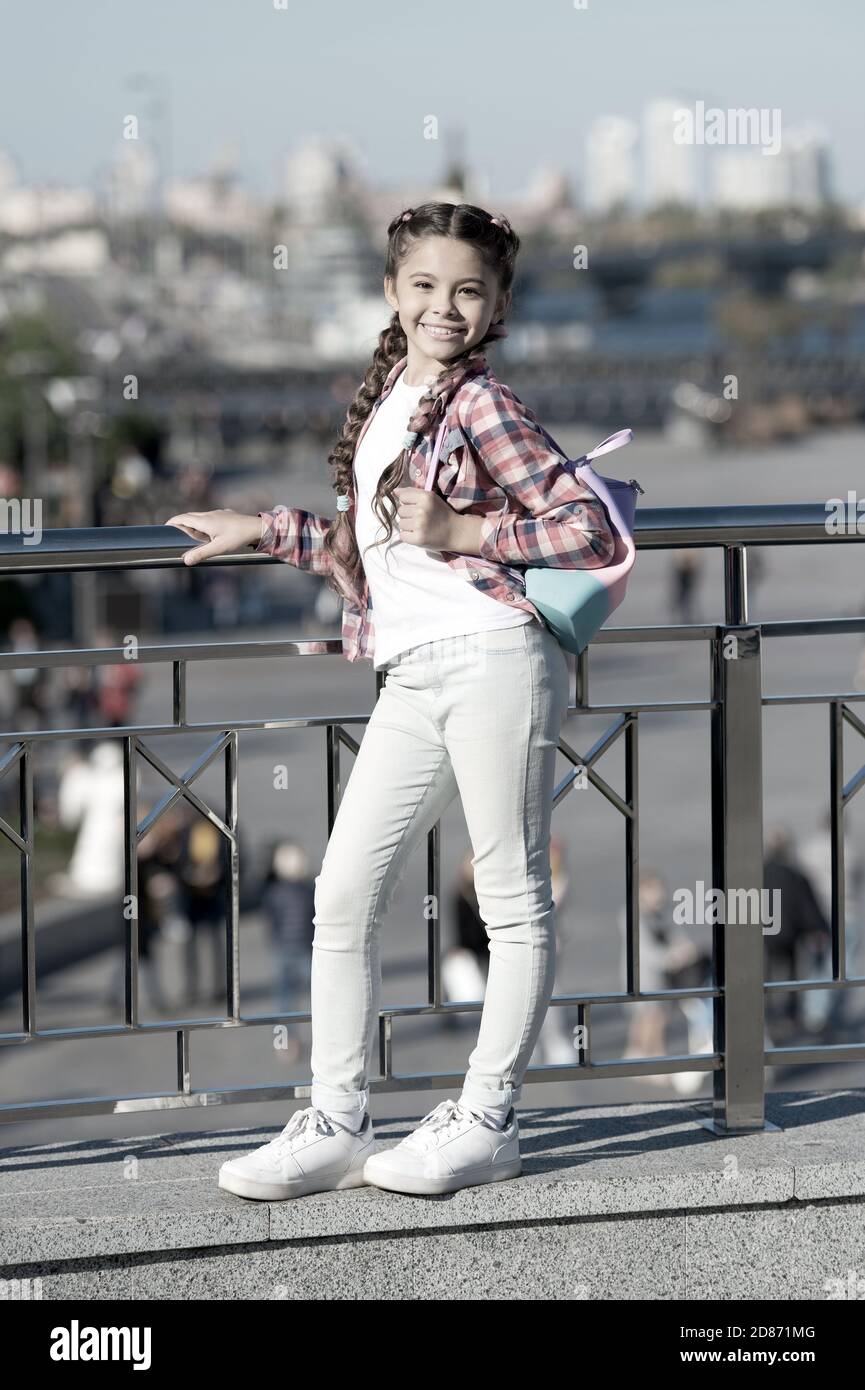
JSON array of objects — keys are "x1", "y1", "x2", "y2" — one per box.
[
  {"x1": 256, "y1": 505, "x2": 334, "y2": 576},
  {"x1": 465, "y1": 386, "x2": 617, "y2": 569}
]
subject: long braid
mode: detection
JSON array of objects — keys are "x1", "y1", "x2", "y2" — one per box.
[{"x1": 321, "y1": 311, "x2": 407, "y2": 599}]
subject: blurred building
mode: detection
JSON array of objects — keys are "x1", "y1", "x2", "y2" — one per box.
[
  {"x1": 712, "y1": 123, "x2": 833, "y2": 211},
  {"x1": 521, "y1": 165, "x2": 573, "y2": 216},
  {"x1": 643, "y1": 98, "x2": 699, "y2": 208},
  {"x1": 0, "y1": 144, "x2": 104, "y2": 274},
  {"x1": 282, "y1": 136, "x2": 368, "y2": 224},
  {"x1": 0, "y1": 178, "x2": 97, "y2": 235},
  {"x1": 584, "y1": 116, "x2": 639, "y2": 214},
  {"x1": 101, "y1": 140, "x2": 159, "y2": 219},
  {"x1": 166, "y1": 149, "x2": 262, "y2": 236}
]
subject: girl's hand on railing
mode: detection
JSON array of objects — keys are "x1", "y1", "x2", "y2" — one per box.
[{"x1": 163, "y1": 509, "x2": 265, "y2": 565}]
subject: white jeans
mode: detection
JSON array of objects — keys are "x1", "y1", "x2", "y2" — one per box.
[{"x1": 309, "y1": 618, "x2": 571, "y2": 1118}]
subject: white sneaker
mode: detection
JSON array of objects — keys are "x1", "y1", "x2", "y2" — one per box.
[
  {"x1": 363, "y1": 1098, "x2": 521, "y2": 1196},
  {"x1": 218, "y1": 1107, "x2": 375, "y2": 1201}
]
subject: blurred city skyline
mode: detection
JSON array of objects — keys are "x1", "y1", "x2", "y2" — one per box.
[
  {"x1": 0, "y1": 0, "x2": 862, "y2": 465},
  {"x1": 1, "y1": 0, "x2": 862, "y2": 208}
]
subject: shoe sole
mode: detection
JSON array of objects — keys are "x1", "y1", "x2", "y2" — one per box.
[
  {"x1": 362, "y1": 1156, "x2": 522, "y2": 1196},
  {"x1": 218, "y1": 1161, "x2": 370, "y2": 1201}
]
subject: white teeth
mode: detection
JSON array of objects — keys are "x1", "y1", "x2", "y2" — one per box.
[{"x1": 422, "y1": 325, "x2": 463, "y2": 338}]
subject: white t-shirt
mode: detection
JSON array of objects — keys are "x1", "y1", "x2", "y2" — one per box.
[{"x1": 353, "y1": 366, "x2": 532, "y2": 669}]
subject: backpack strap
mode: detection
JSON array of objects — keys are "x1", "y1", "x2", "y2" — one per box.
[
  {"x1": 423, "y1": 417, "x2": 450, "y2": 492},
  {"x1": 583, "y1": 428, "x2": 634, "y2": 461},
  {"x1": 523, "y1": 418, "x2": 634, "y2": 467},
  {"x1": 424, "y1": 417, "x2": 632, "y2": 491}
]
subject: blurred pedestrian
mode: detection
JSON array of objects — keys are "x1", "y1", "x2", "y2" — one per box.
[
  {"x1": 442, "y1": 852, "x2": 489, "y2": 1029},
  {"x1": 670, "y1": 552, "x2": 701, "y2": 624},
  {"x1": 763, "y1": 824, "x2": 831, "y2": 1036},
  {"x1": 61, "y1": 665, "x2": 100, "y2": 729},
  {"x1": 620, "y1": 868, "x2": 713, "y2": 1091},
  {"x1": 93, "y1": 627, "x2": 144, "y2": 729},
  {"x1": 260, "y1": 840, "x2": 316, "y2": 1063},
  {"x1": 178, "y1": 815, "x2": 229, "y2": 1005},
  {"x1": 103, "y1": 800, "x2": 176, "y2": 1015},
  {"x1": 4, "y1": 617, "x2": 50, "y2": 731},
  {"x1": 50, "y1": 740, "x2": 126, "y2": 898}
]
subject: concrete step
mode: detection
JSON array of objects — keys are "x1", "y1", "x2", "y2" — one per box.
[{"x1": 2, "y1": 1088, "x2": 864, "y2": 1299}]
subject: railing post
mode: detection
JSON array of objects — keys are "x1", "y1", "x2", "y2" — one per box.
[{"x1": 704, "y1": 546, "x2": 774, "y2": 1134}]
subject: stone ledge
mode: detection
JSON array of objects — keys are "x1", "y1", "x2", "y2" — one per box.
[{"x1": 2, "y1": 1088, "x2": 865, "y2": 1272}]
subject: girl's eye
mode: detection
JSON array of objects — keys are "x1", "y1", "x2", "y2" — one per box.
[{"x1": 413, "y1": 282, "x2": 480, "y2": 296}]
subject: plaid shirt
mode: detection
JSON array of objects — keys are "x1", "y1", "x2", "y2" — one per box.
[{"x1": 256, "y1": 355, "x2": 617, "y2": 664}]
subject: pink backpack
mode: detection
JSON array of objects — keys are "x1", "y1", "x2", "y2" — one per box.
[{"x1": 425, "y1": 423, "x2": 641, "y2": 655}]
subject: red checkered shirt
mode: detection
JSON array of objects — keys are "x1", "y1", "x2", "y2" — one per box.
[{"x1": 255, "y1": 355, "x2": 617, "y2": 664}]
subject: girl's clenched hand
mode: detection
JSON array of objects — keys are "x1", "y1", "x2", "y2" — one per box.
[{"x1": 393, "y1": 487, "x2": 458, "y2": 551}]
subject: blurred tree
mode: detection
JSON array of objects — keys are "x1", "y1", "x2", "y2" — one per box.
[
  {"x1": 0, "y1": 312, "x2": 78, "y2": 474},
  {"x1": 714, "y1": 292, "x2": 810, "y2": 353}
]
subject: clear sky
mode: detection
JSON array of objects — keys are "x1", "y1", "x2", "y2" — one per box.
[{"x1": 1, "y1": 0, "x2": 862, "y2": 203}]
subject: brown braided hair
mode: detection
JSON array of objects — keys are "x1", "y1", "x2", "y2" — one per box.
[{"x1": 321, "y1": 201, "x2": 520, "y2": 602}]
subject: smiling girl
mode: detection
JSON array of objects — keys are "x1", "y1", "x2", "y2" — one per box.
[{"x1": 165, "y1": 202, "x2": 617, "y2": 1200}]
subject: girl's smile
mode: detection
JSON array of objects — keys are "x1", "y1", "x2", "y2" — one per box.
[{"x1": 420, "y1": 322, "x2": 467, "y2": 340}]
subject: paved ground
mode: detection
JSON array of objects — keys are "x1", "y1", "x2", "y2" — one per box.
[{"x1": 2, "y1": 422, "x2": 865, "y2": 1149}]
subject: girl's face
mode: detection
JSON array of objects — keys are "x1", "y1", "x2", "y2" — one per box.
[{"x1": 384, "y1": 235, "x2": 509, "y2": 383}]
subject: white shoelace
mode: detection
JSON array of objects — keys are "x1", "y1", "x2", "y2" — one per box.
[
  {"x1": 265, "y1": 1106, "x2": 337, "y2": 1156},
  {"x1": 403, "y1": 1098, "x2": 488, "y2": 1152}
]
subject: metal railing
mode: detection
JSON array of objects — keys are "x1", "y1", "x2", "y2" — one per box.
[{"x1": 1, "y1": 502, "x2": 864, "y2": 1134}]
